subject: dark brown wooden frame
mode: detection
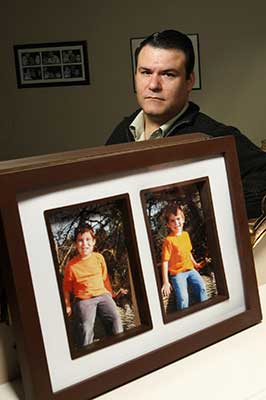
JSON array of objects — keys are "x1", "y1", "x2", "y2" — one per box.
[
  {"x1": 141, "y1": 177, "x2": 229, "y2": 323},
  {"x1": 0, "y1": 133, "x2": 261, "y2": 400},
  {"x1": 44, "y1": 193, "x2": 152, "y2": 359}
]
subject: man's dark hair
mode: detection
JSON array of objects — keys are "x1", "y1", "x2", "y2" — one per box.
[{"x1": 135, "y1": 30, "x2": 195, "y2": 79}]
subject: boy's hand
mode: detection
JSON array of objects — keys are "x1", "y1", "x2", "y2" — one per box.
[
  {"x1": 66, "y1": 305, "x2": 72, "y2": 317},
  {"x1": 161, "y1": 282, "x2": 172, "y2": 297},
  {"x1": 114, "y1": 288, "x2": 128, "y2": 298},
  {"x1": 194, "y1": 260, "x2": 205, "y2": 270}
]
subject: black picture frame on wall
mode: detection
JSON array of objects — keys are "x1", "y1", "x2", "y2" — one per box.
[
  {"x1": 130, "y1": 33, "x2": 202, "y2": 91},
  {"x1": 14, "y1": 40, "x2": 90, "y2": 88}
]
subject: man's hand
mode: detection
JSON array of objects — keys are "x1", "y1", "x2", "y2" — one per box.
[{"x1": 161, "y1": 282, "x2": 172, "y2": 297}]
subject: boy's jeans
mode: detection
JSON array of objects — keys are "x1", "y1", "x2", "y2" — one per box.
[
  {"x1": 170, "y1": 269, "x2": 207, "y2": 310},
  {"x1": 74, "y1": 293, "x2": 123, "y2": 346}
]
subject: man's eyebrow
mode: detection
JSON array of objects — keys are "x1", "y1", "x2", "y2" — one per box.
[
  {"x1": 138, "y1": 66, "x2": 179, "y2": 73},
  {"x1": 162, "y1": 68, "x2": 179, "y2": 73}
]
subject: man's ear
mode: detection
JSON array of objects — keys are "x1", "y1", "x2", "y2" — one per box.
[
  {"x1": 187, "y1": 71, "x2": 195, "y2": 92},
  {"x1": 134, "y1": 72, "x2": 138, "y2": 92}
]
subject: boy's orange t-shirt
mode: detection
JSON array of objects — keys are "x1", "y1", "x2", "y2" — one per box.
[
  {"x1": 162, "y1": 231, "x2": 194, "y2": 275},
  {"x1": 63, "y1": 252, "x2": 113, "y2": 299}
]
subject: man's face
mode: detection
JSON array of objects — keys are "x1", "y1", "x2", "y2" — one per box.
[{"x1": 135, "y1": 45, "x2": 195, "y2": 124}]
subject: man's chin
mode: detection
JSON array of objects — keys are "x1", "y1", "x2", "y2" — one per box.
[{"x1": 143, "y1": 108, "x2": 168, "y2": 121}]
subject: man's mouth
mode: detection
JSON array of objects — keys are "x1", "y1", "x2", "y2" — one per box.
[{"x1": 144, "y1": 96, "x2": 164, "y2": 101}]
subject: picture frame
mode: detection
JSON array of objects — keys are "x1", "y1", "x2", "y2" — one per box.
[
  {"x1": 0, "y1": 133, "x2": 261, "y2": 400},
  {"x1": 44, "y1": 193, "x2": 152, "y2": 359},
  {"x1": 130, "y1": 33, "x2": 202, "y2": 91},
  {"x1": 13, "y1": 40, "x2": 90, "y2": 88},
  {"x1": 141, "y1": 176, "x2": 229, "y2": 323}
]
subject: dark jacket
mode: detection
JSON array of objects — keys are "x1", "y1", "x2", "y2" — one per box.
[
  {"x1": 106, "y1": 102, "x2": 266, "y2": 179},
  {"x1": 106, "y1": 101, "x2": 266, "y2": 218}
]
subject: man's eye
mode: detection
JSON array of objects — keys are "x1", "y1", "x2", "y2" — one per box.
[
  {"x1": 163, "y1": 72, "x2": 175, "y2": 77},
  {"x1": 141, "y1": 70, "x2": 151, "y2": 75}
]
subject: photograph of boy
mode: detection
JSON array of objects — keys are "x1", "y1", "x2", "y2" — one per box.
[
  {"x1": 63, "y1": 224, "x2": 125, "y2": 347},
  {"x1": 45, "y1": 196, "x2": 150, "y2": 356},
  {"x1": 141, "y1": 180, "x2": 225, "y2": 318},
  {"x1": 161, "y1": 206, "x2": 207, "y2": 310}
]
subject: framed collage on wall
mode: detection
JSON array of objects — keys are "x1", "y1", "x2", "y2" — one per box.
[
  {"x1": 14, "y1": 40, "x2": 90, "y2": 88},
  {"x1": 0, "y1": 133, "x2": 261, "y2": 399}
]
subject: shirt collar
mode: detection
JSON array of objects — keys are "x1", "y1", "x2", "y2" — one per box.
[{"x1": 129, "y1": 103, "x2": 189, "y2": 141}]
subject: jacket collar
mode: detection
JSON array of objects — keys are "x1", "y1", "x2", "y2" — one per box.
[
  {"x1": 125, "y1": 101, "x2": 200, "y2": 140},
  {"x1": 165, "y1": 101, "x2": 199, "y2": 137}
]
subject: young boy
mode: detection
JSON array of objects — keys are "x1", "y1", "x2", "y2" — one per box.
[
  {"x1": 161, "y1": 206, "x2": 207, "y2": 310},
  {"x1": 63, "y1": 223, "x2": 123, "y2": 347}
]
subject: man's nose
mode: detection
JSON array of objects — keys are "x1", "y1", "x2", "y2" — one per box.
[{"x1": 148, "y1": 74, "x2": 161, "y2": 91}]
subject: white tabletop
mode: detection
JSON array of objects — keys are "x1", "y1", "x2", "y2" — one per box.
[{"x1": 1, "y1": 282, "x2": 266, "y2": 400}]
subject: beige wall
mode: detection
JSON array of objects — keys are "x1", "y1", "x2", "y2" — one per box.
[{"x1": 1, "y1": 1, "x2": 266, "y2": 160}]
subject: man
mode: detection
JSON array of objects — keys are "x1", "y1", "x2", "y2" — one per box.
[{"x1": 106, "y1": 30, "x2": 266, "y2": 219}]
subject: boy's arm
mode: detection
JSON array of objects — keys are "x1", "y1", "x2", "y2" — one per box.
[
  {"x1": 99, "y1": 254, "x2": 128, "y2": 297},
  {"x1": 190, "y1": 253, "x2": 204, "y2": 270},
  {"x1": 113, "y1": 287, "x2": 128, "y2": 298},
  {"x1": 100, "y1": 254, "x2": 115, "y2": 295},
  {"x1": 63, "y1": 289, "x2": 72, "y2": 317},
  {"x1": 161, "y1": 261, "x2": 172, "y2": 297},
  {"x1": 63, "y1": 263, "x2": 73, "y2": 316}
]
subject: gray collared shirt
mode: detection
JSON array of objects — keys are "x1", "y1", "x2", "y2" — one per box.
[{"x1": 129, "y1": 103, "x2": 189, "y2": 141}]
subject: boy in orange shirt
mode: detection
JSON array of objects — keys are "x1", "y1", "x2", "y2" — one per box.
[
  {"x1": 63, "y1": 224, "x2": 123, "y2": 347},
  {"x1": 161, "y1": 206, "x2": 207, "y2": 310}
]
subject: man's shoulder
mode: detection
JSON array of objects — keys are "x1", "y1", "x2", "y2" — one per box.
[
  {"x1": 106, "y1": 102, "x2": 241, "y2": 145},
  {"x1": 116, "y1": 109, "x2": 140, "y2": 126},
  {"x1": 105, "y1": 109, "x2": 140, "y2": 145},
  {"x1": 195, "y1": 112, "x2": 237, "y2": 135},
  {"x1": 179, "y1": 102, "x2": 239, "y2": 137}
]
